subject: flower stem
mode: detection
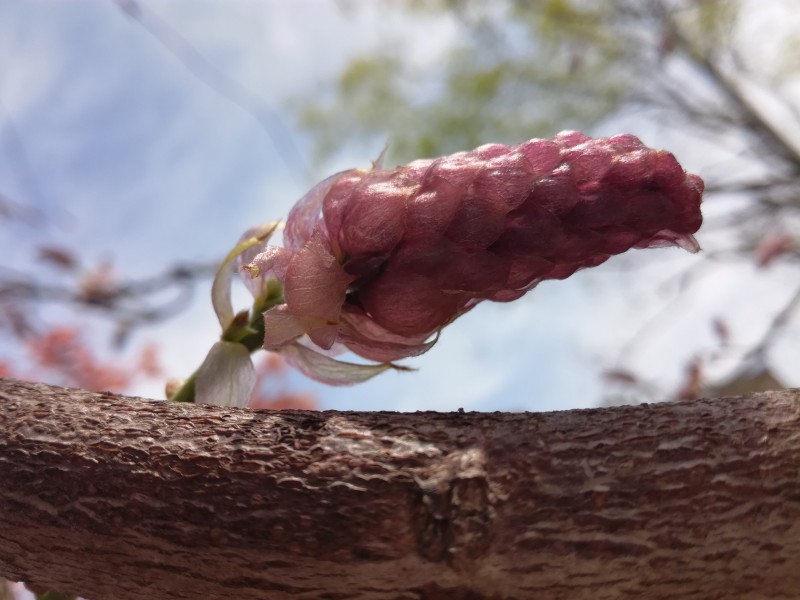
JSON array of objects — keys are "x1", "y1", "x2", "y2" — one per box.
[
  {"x1": 169, "y1": 370, "x2": 197, "y2": 404},
  {"x1": 168, "y1": 279, "x2": 284, "y2": 404},
  {"x1": 36, "y1": 592, "x2": 76, "y2": 600}
]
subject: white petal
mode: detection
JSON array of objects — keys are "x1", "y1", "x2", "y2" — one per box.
[
  {"x1": 212, "y1": 222, "x2": 280, "y2": 330},
  {"x1": 195, "y1": 341, "x2": 256, "y2": 408},
  {"x1": 282, "y1": 342, "x2": 404, "y2": 386}
]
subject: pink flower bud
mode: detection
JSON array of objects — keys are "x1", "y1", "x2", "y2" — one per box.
[{"x1": 249, "y1": 132, "x2": 703, "y2": 366}]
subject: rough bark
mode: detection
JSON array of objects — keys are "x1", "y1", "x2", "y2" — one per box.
[{"x1": 1, "y1": 377, "x2": 799, "y2": 600}]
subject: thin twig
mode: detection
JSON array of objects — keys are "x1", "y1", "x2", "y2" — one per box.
[{"x1": 742, "y1": 281, "x2": 800, "y2": 365}]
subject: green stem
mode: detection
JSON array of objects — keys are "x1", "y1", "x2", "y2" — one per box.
[
  {"x1": 169, "y1": 370, "x2": 197, "y2": 404},
  {"x1": 168, "y1": 279, "x2": 284, "y2": 404},
  {"x1": 36, "y1": 592, "x2": 76, "y2": 600}
]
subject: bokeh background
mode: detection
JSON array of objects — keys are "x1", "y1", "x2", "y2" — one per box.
[{"x1": 1, "y1": 0, "x2": 799, "y2": 414}]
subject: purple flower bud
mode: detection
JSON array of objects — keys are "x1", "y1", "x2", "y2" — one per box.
[{"x1": 248, "y1": 132, "x2": 703, "y2": 367}]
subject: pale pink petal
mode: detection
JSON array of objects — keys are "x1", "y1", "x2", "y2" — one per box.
[
  {"x1": 336, "y1": 176, "x2": 410, "y2": 260},
  {"x1": 285, "y1": 170, "x2": 353, "y2": 252},
  {"x1": 606, "y1": 133, "x2": 646, "y2": 152},
  {"x1": 236, "y1": 224, "x2": 278, "y2": 267},
  {"x1": 500, "y1": 255, "x2": 554, "y2": 289},
  {"x1": 245, "y1": 246, "x2": 293, "y2": 290},
  {"x1": 518, "y1": 139, "x2": 561, "y2": 175},
  {"x1": 405, "y1": 157, "x2": 435, "y2": 179},
  {"x1": 444, "y1": 192, "x2": 508, "y2": 251},
  {"x1": 472, "y1": 150, "x2": 535, "y2": 211},
  {"x1": 404, "y1": 177, "x2": 462, "y2": 243},
  {"x1": 561, "y1": 145, "x2": 613, "y2": 187},
  {"x1": 553, "y1": 130, "x2": 592, "y2": 148},
  {"x1": 358, "y1": 268, "x2": 465, "y2": 336},
  {"x1": 324, "y1": 170, "x2": 412, "y2": 264},
  {"x1": 491, "y1": 208, "x2": 562, "y2": 259},
  {"x1": 651, "y1": 150, "x2": 686, "y2": 187},
  {"x1": 638, "y1": 232, "x2": 701, "y2": 253},
  {"x1": 337, "y1": 307, "x2": 438, "y2": 362},
  {"x1": 472, "y1": 142, "x2": 510, "y2": 159},
  {"x1": 526, "y1": 174, "x2": 581, "y2": 216},
  {"x1": 436, "y1": 248, "x2": 510, "y2": 293},
  {"x1": 321, "y1": 170, "x2": 369, "y2": 258},
  {"x1": 603, "y1": 149, "x2": 657, "y2": 187},
  {"x1": 263, "y1": 305, "x2": 341, "y2": 351},
  {"x1": 281, "y1": 342, "x2": 399, "y2": 386},
  {"x1": 391, "y1": 238, "x2": 509, "y2": 293},
  {"x1": 307, "y1": 323, "x2": 341, "y2": 350},
  {"x1": 262, "y1": 304, "x2": 307, "y2": 348},
  {"x1": 284, "y1": 228, "x2": 355, "y2": 323},
  {"x1": 487, "y1": 288, "x2": 529, "y2": 302},
  {"x1": 341, "y1": 306, "x2": 432, "y2": 345},
  {"x1": 429, "y1": 153, "x2": 480, "y2": 189}
]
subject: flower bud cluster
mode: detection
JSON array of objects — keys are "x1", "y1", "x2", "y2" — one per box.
[{"x1": 248, "y1": 132, "x2": 703, "y2": 364}]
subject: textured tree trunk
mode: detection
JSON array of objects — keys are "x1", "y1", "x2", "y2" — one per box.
[{"x1": 1, "y1": 377, "x2": 799, "y2": 600}]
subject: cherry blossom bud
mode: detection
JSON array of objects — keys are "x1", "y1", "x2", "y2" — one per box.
[{"x1": 247, "y1": 132, "x2": 703, "y2": 380}]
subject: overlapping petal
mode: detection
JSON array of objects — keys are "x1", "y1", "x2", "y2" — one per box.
[
  {"x1": 281, "y1": 342, "x2": 403, "y2": 386},
  {"x1": 285, "y1": 170, "x2": 352, "y2": 252}
]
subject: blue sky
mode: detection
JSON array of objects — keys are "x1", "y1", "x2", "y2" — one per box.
[{"x1": 1, "y1": 1, "x2": 797, "y2": 413}]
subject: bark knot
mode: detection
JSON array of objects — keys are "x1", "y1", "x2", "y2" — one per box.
[{"x1": 412, "y1": 447, "x2": 494, "y2": 571}]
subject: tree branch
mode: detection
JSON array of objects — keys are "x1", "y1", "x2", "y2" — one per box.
[
  {"x1": 1, "y1": 377, "x2": 799, "y2": 599},
  {"x1": 656, "y1": 1, "x2": 800, "y2": 173}
]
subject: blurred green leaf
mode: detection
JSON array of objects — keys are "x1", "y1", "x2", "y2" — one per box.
[{"x1": 292, "y1": 0, "x2": 738, "y2": 165}]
